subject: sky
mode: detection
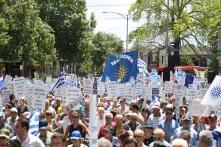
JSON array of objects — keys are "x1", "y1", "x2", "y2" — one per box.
[{"x1": 86, "y1": 0, "x2": 140, "y2": 49}]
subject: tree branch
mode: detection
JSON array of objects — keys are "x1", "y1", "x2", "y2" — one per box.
[{"x1": 183, "y1": 38, "x2": 202, "y2": 59}]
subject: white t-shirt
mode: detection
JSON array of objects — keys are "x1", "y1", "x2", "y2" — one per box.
[{"x1": 13, "y1": 133, "x2": 45, "y2": 147}]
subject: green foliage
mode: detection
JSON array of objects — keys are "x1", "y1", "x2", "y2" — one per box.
[
  {"x1": 0, "y1": 0, "x2": 56, "y2": 66},
  {"x1": 90, "y1": 32, "x2": 123, "y2": 75},
  {"x1": 130, "y1": 0, "x2": 220, "y2": 72}
]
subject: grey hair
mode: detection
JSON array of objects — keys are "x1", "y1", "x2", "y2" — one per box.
[
  {"x1": 98, "y1": 138, "x2": 112, "y2": 147},
  {"x1": 172, "y1": 139, "x2": 188, "y2": 147},
  {"x1": 199, "y1": 130, "x2": 213, "y2": 147}
]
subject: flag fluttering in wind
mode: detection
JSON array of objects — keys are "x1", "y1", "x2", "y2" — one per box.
[
  {"x1": 137, "y1": 59, "x2": 148, "y2": 76},
  {"x1": 201, "y1": 76, "x2": 221, "y2": 106},
  {"x1": 50, "y1": 73, "x2": 65, "y2": 93},
  {"x1": 29, "y1": 108, "x2": 41, "y2": 136},
  {"x1": 101, "y1": 51, "x2": 138, "y2": 83}
]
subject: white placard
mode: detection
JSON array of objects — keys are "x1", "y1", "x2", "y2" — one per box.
[
  {"x1": 143, "y1": 85, "x2": 152, "y2": 100},
  {"x1": 32, "y1": 85, "x2": 47, "y2": 109},
  {"x1": 173, "y1": 84, "x2": 185, "y2": 107},
  {"x1": 24, "y1": 84, "x2": 34, "y2": 111},
  {"x1": 106, "y1": 82, "x2": 117, "y2": 99},
  {"x1": 54, "y1": 85, "x2": 66, "y2": 105},
  {"x1": 97, "y1": 81, "x2": 105, "y2": 96},
  {"x1": 164, "y1": 81, "x2": 173, "y2": 93},
  {"x1": 89, "y1": 95, "x2": 98, "y2": 147},
  {"x1": 135, "y1": 83, "x2": 143, "y2": 97},
  {"x1": 1, "y1": 83, "x2": 14, "y2": 107},
  {"x1": 13, "y1": 77, "x2": 25, "y2": 98},
  {"x1": 186, "y1": 88, "x2": 197, "y2": 102},
  {"x1": 83, "y1": 78, "x2": 94, "y2": 95},
  {"x1": 65, "y1": 87, "x2": 83, "y2": 106},
  {"x1": 189, "y1": 99, "x2": 206, "y2": 116}
]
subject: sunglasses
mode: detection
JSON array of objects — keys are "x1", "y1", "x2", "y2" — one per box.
[{"x1": 105, "y1": 117, "x2": 112, "y2": 119}]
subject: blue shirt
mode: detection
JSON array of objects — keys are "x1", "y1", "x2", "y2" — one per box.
[
  {"x1": 173, "y1": 127, "x2": 198, "y2": 147},
  {"x1": 158, "y1": 119, "x2": 180, "y2": 142}
]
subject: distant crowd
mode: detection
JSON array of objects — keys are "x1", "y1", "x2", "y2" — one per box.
[{"x1": 0, "y1": 93, "x2": 220, "y2": 147}]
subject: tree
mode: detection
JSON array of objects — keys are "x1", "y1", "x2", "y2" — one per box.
[
  {"x1": 36, "y1": 0, "x2": 96, "y2": 69},
  {"x1": 129, "y1": 0, "x2": 220, "y2": 80},
  {"x1": 91, "y1": 32, "x2": 123, "y2": 75},
  {"x1": 0, "y1": 0, "x2": 56, "y2": 67}
]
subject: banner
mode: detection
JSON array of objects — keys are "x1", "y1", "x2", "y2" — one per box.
[{"x1": 102, "y1": 51, "x2": 138, "y2": 83}]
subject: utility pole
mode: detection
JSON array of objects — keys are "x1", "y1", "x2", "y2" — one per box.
[{"x1": 103, "y1": 11, "x2": 129, "y2": 52}]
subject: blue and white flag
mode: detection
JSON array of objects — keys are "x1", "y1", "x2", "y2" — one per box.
[
  {"x1": 175, "y1": 69, "x2": 186, "y2": 85},
  {"x1": 0, "y1": 79, "x2": 5, "y2": 92},
  {"x1": 137, "y1": 59, "x2": 148, "y2": 76},
  {"x1": 50, "y1": 73, "x2": 65, "y2": 93},
  {"x1": 185, "y1": 73, "x2": 196, "y2": 87},
  {"x1": 149, "y1": 69, "x2": 160, "y2": 85},
  {"x1": 101, "y1": 51, "x2": 138, "y2": 83},
  {"x1": 29, "y1": 108, "x2": 41, "y2": 136}
]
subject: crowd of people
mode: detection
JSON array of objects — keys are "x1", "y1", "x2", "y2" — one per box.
[{"x1": 0, "y1": 92, "x2": 220, "y2": 147}]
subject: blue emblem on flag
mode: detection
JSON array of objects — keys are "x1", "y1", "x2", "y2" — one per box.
[
  {"x1": 101, "y1": 51, "x2": 138, "y2": 83},
  {"x1": 210, "y1": 86, "x2": 221, "y2": 99}
]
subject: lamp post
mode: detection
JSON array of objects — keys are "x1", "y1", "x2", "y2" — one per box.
[{"x1": 102, "y1": 11, "x2": 129, "y2": 52}]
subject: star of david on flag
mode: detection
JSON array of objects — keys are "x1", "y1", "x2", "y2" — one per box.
[{"x1": 101, "y1": 51, "x2": 138, "y2": 83}]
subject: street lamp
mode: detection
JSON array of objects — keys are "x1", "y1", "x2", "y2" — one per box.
[{"x1": 102, "y1": 11, "x2": 129, "y2": 52}]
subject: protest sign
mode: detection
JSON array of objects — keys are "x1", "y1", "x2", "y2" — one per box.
[
  {"x1": 106, "y1": 82, "x2": 117, "y2": 99},
  {"x1": 83, "y1": 78, "x2": 94, "y2": 95},
  {"x1": 173, "y1": 84, "x2": 185, "y2": 107},
  {"x1": 54, "y1": 85, "x2": 66, "y2": 105},
  {"x1": 65, "y1": 87, "x2": 83, "y2": 106},
  {"x1": 13, "y1": 77, "x2": 25, "y2": 98},
  {"x1": 143, "y1": 85, "x2": 152, "y2": 100},
  {"x1": 97, "y1": 81, "x2": 105, "y2": 96},
  {"x1": 186, "y1": 88, "x2": 197, "y2": 102},
  {"x1": 24, "y1": 84, "x2": 34, "y2": 111},
  {"x1": 135, "y1": 83, "x2": 143, "y2": 97},
  {"x1": 152, "y1": 87, "x2": 160, "y2": 97},
  {"x1": 164, "y1": 81, "x2": 173, "y2": 94},
  {"x1": 32, "y1": 85, "x2": 47, "y2": 110},
  {"x1": 1, "y1": 83, "x2": 14, "y2": 107},
  {"x1": 188, "y1": 99, "x2": 205, "y2": 116}
]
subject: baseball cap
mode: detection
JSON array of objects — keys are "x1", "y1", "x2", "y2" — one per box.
[
  {"x1": 182, "y1": 114, "x2": 191, "y2": 121},
  {"x1": 70, "y1": 130, "x2": 81, "y2": 140},
  {"x1": 208, "y1": 113, "x2": 217, "y2": 120},
  {"x1": 39, "y1": 119, "x2": 48, "y2": 130},
  {"x1": 10, "y1": 107, "x2": 18, "y2": 113}
]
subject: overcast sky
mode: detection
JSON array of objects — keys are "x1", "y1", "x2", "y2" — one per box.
[{"x1": 86, "y1": 0, "x2": 140, "y2": 49}]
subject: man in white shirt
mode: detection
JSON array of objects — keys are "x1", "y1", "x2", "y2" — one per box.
[{"x1": 13, "y1": 117, "x2": 45, "y2": 147}]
